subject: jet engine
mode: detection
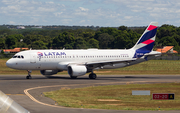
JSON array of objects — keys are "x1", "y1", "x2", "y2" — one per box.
[{"x1": 67, "y1": 65, "x2": 87, "y2": 77}]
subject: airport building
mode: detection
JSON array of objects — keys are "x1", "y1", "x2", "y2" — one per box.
[
  {"x1": 17, "y1": 26, "x2": 25, "y2": 29},
  {"x1": 3, "y1": 48, "x2": 29, "y2": 53}
]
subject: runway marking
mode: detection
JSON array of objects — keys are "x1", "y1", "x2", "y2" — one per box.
[{"x1": 24, "y1": 80, "x2": 177, "y2": 109}]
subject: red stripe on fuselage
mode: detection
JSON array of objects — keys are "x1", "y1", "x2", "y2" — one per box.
[
  {"x1": 147, "y1": 25, "x2": 157, "y2": 31},
  {"x1": 142, "y1": 39, "x2": 154, "y2": 45}
]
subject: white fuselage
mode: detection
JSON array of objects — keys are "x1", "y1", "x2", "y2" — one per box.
[{"x1": 6, "y1": 49, "x2": 136, "y2": 71}]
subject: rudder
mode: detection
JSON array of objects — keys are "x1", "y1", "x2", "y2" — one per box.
[{"x1": 132, "y1": 22, "x2": 158, "y2": 58}]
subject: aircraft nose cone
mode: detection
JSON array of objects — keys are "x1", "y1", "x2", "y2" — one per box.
[
  {"x1": 6, "y1": 59, "x2": 11, "y2": 68},
  {"x1": 6, "y1": 59, "x2": 15, "y2": 68}
]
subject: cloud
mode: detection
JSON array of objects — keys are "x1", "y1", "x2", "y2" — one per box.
[
  {"x1": 0, "y1": 0, "x2": 66, "y2": 25},
  {"x1": 8, "y1": 21, "x2": 16, "y2": 24},
  {"x1": 79, "y1": 7, "x2": 89, "y2": 11},
  {"x1": 124, "y1": 16, "x2": 133, "y2": 19},
  {"x1": 102, "y1": 0, "x2": 180, "y2": 26},
  {"x1": 54, "y1": 12, "x2": 63, "y2": 17}
]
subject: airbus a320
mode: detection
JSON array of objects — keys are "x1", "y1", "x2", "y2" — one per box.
[{"x1": 6, "y1": 22, "x2": 161, "y2": 79}]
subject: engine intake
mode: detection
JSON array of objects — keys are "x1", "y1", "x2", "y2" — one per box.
[{"x1": 68, "y1": 65, "x2": 87, "y2": 77}]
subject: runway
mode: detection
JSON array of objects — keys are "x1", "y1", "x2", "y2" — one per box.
[{"x1": 0, "y1": 74, "x2": 180, "y2": 113}]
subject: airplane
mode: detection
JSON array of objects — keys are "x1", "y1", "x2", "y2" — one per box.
[{"x1": 6, "y1": 22, "x2": 161, "y2": 79}]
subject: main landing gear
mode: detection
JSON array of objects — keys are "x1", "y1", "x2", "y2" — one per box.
[
  {"x1": 26, "y1": 70, "x2": 32, "y2": 79},
  {"x1": 89, "y1": 73, "x2": 97, "y2": 79},
  {"x1": 70, "y1": 75, "x2": 77, "y2": 79}
]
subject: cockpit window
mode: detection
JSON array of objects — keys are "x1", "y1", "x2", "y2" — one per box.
[
  {"x1": 12, "y1": 55, "x2": 24, "y2": 59},
  {"x1": 13, "y1": 56, "x2": 17, "y2": 58}
]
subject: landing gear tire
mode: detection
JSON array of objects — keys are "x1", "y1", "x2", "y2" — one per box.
[
  {"x1": 89, "y1": 73, "x2": 97, "y2": 79},
  {"x1": 26, "y1": 75, "x2": 32, "y2": 79},
  {"x1": 70, "y1": 76, "x2": 77, "y2": 79}
]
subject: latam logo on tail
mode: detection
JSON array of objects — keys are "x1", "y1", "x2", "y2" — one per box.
[{"x1": 133, "y1": 24, "x2": 158, "y2": 58}]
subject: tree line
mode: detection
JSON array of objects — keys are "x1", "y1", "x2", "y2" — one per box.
[{"x1": 0, "y1": 24, "x2": 180, "y2": 53}]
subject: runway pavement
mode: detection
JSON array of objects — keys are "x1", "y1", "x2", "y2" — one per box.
[{"x1": 0, "y1": 74, "x2": 180, "y2": 113}]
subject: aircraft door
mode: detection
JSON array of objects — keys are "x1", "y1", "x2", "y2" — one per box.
[{"x1": 30, "y1": 53, "x2": 36, "y2": 63}]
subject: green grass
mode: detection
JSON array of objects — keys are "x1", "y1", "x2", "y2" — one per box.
[
  {"x1": 1, "y1": 59, "x2": 180, "y2": 75},
  {"x1": 44, "y1": 83, "x2": 180, "y2": 110},
  {"x1": 95, "y1": 60, "x2": 180, "y2": 75}
]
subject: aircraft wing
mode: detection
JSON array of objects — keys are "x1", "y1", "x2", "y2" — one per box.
[
  {"x1": 84, "y1": 51, "x2": 161, "y2": 69},
  {"x1": 83, "y1": 58, "x2": 136, "y2": 69},
  {"x1": 86, "y1": 59, "x2": 136, "y2": 65}
]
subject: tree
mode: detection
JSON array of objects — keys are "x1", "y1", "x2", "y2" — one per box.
[
  {"x1": 13, "y1": 34, "x2": 24, "y2": 42},
  {"x1": 74, "y1": 37, "x2": 87, "y2": 49},
  {"x1": 1, "y1": 49, "x2": 4, "y2": 54},
  {"x1": 52, "y1": 32, "x2": 75, "y2": 49},
  {"x1": 157, "y1": 24, "x2": 177, "y2": 39},
  {"x1": 99, "y1": 27, "x2": 117, "y2": 36},
  {"x1": 16, "y1": 42, "x2": 28, "y2": 48},
  {"x1": 88, "y1": 38, "x2": 99, "y2": 48},
  {"x1": 5, "y1": 35, "x2": 17, "y2": 49},
  {"x1": 172, "y1": 34, "x2": 180, "y2": 45},
  {"x1": 159, "y1": 36, "x2": 179, "y2": 48},
  {"x1": 114, "y1": 34, "x2": 129, "y2": 49},
  {"x1": 0, "y1": 38, "x2": 5, "y2": 49},
  {"x1": 98, "y1": 33, "x2": 114, "y2": 49},
  {"x1": 31, "y1": 41, "x2": 47, "y2": 49},
  {"x1": 52, "y1": 36, "x2": 61, "y2": 49},
  {"x1": 118, "y1": 25, "x2": 128, "y2": 31},
  {"x1": 1, "y1": 23, "x2": 180, "y2": 52}
]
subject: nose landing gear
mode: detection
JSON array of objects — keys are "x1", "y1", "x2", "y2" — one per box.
[{"x1": 26, "y1": 70, "x2": 32, "y2": 79}]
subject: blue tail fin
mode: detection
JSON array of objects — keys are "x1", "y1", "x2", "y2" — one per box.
[{"x1": 132, "y1": 22, "x2": 158, "y2": 58}]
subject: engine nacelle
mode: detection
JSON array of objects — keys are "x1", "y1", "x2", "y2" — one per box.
[
  {"x1": 68, "y1": 65, "x2": 87, "y2": 77},
  {"x1": 40, "y1": 70, "x2": 60, "y2": 76}
]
